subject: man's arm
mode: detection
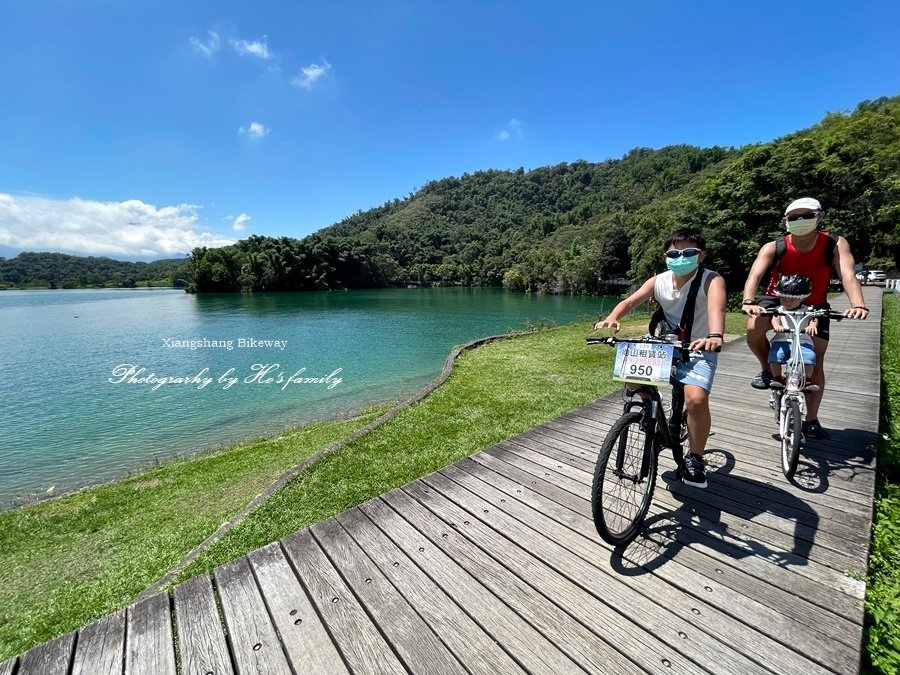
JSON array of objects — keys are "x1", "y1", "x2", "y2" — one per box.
[
  {"x1": 741, "y1": 241, "x2": 777, "y2": 315},
  {"x1": 834, "y1": 237, "x2": 869, "y2": 319}
]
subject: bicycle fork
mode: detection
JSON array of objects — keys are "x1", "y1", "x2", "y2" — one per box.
[{"x1": 615, "y1": 396, "x2": 662, "y2": 482}]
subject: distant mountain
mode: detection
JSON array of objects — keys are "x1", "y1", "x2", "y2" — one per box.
[
  {"x1": 181, "y1": 95, "x2": 900, "y2": 293},
  {"x1": 0, "y1": 252, "x2": 189, "y2": 289}
]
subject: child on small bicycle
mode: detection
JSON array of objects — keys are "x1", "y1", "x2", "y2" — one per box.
[
  {"x1": 594, "y1": 229, "x2": 726, "y2": 488},
  {"x1": 768, "y1": 275, "x2": 817, "y2": 386}
]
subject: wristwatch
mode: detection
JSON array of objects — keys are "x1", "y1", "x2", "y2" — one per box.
[{"x1": 742, "y1": 299, "x2": 755, "y2": 306}]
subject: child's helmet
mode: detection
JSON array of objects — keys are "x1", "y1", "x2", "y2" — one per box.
[{"x1": 775, "y1": 274, "x2": 813, "y2": 299}]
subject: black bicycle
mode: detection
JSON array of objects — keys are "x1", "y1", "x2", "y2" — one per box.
[{"x1": 586, "y1": 335, "x2": 705, "y2": 546}]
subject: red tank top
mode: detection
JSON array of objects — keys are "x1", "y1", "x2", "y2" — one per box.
[{"x1": 764, "y1": 231, "x2": 832, "y2": 305}]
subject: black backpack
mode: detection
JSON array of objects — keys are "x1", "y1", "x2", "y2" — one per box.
[{"x1": 769, "y1": 232, "x2": 839, "y2": 280}]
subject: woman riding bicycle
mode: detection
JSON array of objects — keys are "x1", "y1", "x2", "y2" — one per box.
[{"x1": 594, "y1": 229, "x2": 726, "y2": 488}]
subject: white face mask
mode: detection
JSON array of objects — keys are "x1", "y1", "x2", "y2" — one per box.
[{"x1": 786, "y1": 217, "x2": 817, "y2": 236}]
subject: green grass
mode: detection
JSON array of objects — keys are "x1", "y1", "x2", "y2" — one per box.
[
  {"x1": 0, "y1": 408, "x2": 388, "y2": 661},
  {"x1": 863, "y1": 292, "x2": 900, "y2": 675},
  {"x1": 0, "y1": 311, "x2": 750, "y2": 661}
]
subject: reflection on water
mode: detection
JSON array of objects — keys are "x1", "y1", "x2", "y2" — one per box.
[{"x1": 0, "y1": 287, "x2": 612, "y2": 506}]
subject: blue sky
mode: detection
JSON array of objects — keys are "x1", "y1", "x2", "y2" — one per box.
[{"x1": 1, "y1": 1, "x2": 898, "y2": 260}]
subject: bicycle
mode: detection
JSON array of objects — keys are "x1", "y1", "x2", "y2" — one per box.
[
  {"x1": 585, "y1": 335, "x2": 713, "y2": 546},
  {"x1": 762, "y1": 307, "x2": 846, "y2": 479}
]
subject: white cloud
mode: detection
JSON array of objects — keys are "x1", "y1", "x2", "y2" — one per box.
[
  {"x1": 189, "y1": 31, "x2": 221, "y2": 57},
  {"x1": 496, "y1": 118, "x2": 524, "y2": 142},
  {"x1": 232, "y1": 213, "x2": 251, "y2": 231},
  {"x1": 238, "y1": 121, "x2": 270, "y2": 139},
  {"x1": 291, "y1": 59, "x2": 333, "y2": 89},
  {"x1": 230, "y1": 37, "x2": 271, "y2": 60},
  {"x1": 0, "y1": 194, "x2": 236, "y2": 259}
]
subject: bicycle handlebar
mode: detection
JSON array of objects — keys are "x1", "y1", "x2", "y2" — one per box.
[
  {"x1": 585, "y1": 335, "x2": 722, "y2": 353},
  {"x1": 761, "y1": 307, "x2": 846, "y2": 321}
]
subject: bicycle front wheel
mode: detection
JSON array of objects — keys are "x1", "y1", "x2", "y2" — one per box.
[
  {"x1": 781, "y1": 397, "x2": 802, "y2": 479},
  {"x1": 591, "y1": 411, "x2": 657, "y2": 546}
]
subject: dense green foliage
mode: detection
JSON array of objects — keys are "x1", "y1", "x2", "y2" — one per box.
[
  {"x1": 188, "y1": 96, "x2": 899, "y2": 294},
  {"x1": 0, "y1": 252, "x2": 189, "y2": 289},
  {"x1": 864, "y1": 293, "x2": 900, "y2": 674}
]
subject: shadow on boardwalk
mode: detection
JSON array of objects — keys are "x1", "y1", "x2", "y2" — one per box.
[{"x1": 610, "y1": 449, "x2": 819, "y2": 576}]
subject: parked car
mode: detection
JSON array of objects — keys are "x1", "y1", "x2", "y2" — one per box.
[{"x1": 867, "y1": 270, "x2": 886, "y2": 284}]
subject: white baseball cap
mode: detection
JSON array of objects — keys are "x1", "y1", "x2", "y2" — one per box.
[{"x1": 784, "y1": 197, "x2": 822, "y2": 214}]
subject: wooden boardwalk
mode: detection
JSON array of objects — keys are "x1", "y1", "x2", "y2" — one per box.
[{"x1": 1, "y1": 289, "x2": 884, "y2": 675}]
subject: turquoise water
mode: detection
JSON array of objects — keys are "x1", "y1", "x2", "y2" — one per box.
[{"x1": 0, "y1": 287, "x2": 610, "y2": 506}]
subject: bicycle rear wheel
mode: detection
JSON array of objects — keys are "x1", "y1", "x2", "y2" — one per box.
[
  {"x1": 591, "y1": 411, "x2": 657, "y2": 546},
  {"x1": 781, "y1": 397, "x2": 802, "y2": 479}
]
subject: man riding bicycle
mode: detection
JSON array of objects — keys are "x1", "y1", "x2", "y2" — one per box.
[{"x1": 740, "y1": 197, "x2": 869, "y2": 440}]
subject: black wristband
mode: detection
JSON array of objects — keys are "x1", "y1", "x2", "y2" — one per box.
[
  {"x1": 852, "y1": 305, "x2": 869, "y2": 311},
  {"x1": 742, "y1": 299, "x2": 755, "y2": 305},
  {"x1": 706, "y1": 333, "x2": 723, "y2": 339}
]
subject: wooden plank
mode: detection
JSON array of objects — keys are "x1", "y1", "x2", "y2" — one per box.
[
  {"x1": 482, "y1": 442, "x2": 867, "y2": 604},
  {"x1": 510, "y1": 428, "x2": 872, "y2": 562},
  {"x1": 0, "y1": 658, "x2": 17, "y2": 675},
  {"x1": 71, "y1": 609, "x2": 126, "y2": 675},
  {"x1": 173, "y1": 574, "x2": 234, "y2": 675},
  {"x1": 17, "y1": 632, "x2": 74, "y2": 675},
  {"x1": 334, "y1": 507, "x2": 526, "y2": 675},
  {"x1": 433, "y1": 464, "x2": 857, "y2": 675},
  {"x1": 125, "y1": 592, "x2": 176, "y2": 675},
  {"x1": 391, "y1": 482, "x2": 733, "y2": 675},
  {"x1": 530, "y1": 419, "x2": 874, "y2": 533},
  {"x1": 548, "y1": 406, "x2": 878, "y2": 481},
  {"x1": 422, "y1": 469, "x2": 845, "y2": 675},
  {"x1": 247, "y1": 543, "x2": 348, "y2": 675},
  {"x1": 541, "y1": 414, "x2": 875, "y2": 515},
  {"x1": 213, "y1": 557, "x2": 292, "y2": 675},
  {"x1": 461, "y1": 454, "x2": 862, "y2": 644},
  {"x1": 280, "y1": 529, "x2": 406, "y2": 674},
  {"x1": 363, "y1": 494, "x2": 590, "y2": 675},
  {"x1": 312, "y1": 518, "x2": 468, "y2": 674}
]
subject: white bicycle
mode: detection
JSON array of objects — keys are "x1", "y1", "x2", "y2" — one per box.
[{"x1": 763, "y1": 307, "x2": 847, "y2": 479}]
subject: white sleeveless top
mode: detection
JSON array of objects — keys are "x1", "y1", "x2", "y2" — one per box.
[{"x1": 653, "y1": 268, "x2": 714, "y2": 340}]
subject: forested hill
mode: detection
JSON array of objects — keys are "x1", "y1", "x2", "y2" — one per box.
[
  {"x1": 188, "y1": 95, "x2": 899, "y2": 294},
  {"x1": 0, "y1": 252, "x2": 189, "y2": 289}
]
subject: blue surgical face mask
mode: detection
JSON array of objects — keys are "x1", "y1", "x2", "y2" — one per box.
[{"x1": 666, "y1": 256, "x2": 699, "y2": 276}]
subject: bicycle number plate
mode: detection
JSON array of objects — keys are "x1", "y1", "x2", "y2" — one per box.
[{"x1": 612, "y1": 342, "x2": 675, "y2": 385}]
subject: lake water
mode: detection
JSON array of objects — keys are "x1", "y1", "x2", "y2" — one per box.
[{"x1": 0, "y1": 287, "x2": 612, "y2": 507}]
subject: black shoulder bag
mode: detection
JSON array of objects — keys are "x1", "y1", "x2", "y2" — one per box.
[{"x1": 649, "y1": 268, "x2": 706, "y2": 341}]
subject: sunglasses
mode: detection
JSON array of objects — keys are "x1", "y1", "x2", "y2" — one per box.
[
  {"x1": 665, "y1": 248, "x2": 701, "y2": 259},
  {"x1": 785, "y1": 212, "x2": 819, "y2": 222}
]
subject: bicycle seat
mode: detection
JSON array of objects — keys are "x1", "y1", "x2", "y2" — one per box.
[
  {"x1": 769, "y1": 381, "x2": 785, "y2": 390},
  {"x1": 802, "y1": 384, "x2": 820, "y2": 392}
]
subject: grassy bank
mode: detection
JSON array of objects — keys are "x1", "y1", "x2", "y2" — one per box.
[
  {"x1": 0, "y1": 408, "x2": 389, "y2": 660},
  {"x1": 863, "y1": 292, "x2": 900, "y2": 674},
  {"x1": 0, "y1": 311, "x2": 747, "y2": 661}
]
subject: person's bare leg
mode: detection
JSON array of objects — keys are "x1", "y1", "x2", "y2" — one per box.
[
  {"x1": 806, "y1": 337, "x2": 828, "y2": 420},
  {"x1": 684, "y1": 384, "x2": 711, "y2": 456},
  {"x1": 746, "y1": 315, "x2": 773, "y2": 371}
]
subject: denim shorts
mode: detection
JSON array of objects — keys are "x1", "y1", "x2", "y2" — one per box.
[
  {"x1": 675, "y1": 351, "x2": 719, "y2": 392},
  {"x1": 768, "y1": 341, "x2": 817, "y2": 366}
]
